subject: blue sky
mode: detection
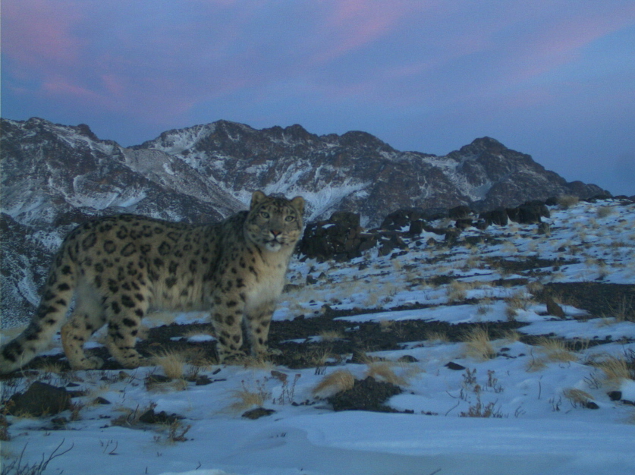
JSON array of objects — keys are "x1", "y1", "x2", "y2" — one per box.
[{"x1": 3, "y1": 0, "x2": 634, "y2": 195}]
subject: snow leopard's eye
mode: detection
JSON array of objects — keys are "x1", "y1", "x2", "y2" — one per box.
[
  {"x1": 285, "y1": 215, "x2": 296, "y2": 222},
  {"x1": 260, "y1": 211, "x2": 270, "y2": 219}
]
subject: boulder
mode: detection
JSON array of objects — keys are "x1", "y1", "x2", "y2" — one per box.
[{"x1": 299, "y1": 212, "x2": 376, "y2": 261}]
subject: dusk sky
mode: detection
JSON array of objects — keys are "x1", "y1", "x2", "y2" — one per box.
[{"x1": 3, "y1": 0, "x2": 635, "y2": 195}]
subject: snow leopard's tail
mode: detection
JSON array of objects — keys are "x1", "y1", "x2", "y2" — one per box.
[{"x1": 0, "y1": 245, "x2": 78, "y2": 373}]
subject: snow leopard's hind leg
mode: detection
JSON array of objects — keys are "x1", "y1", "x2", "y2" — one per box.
[
  {"x1": 61, "y1": 280, "x2": 107, "y2": 370},
  {"x1": 0, "y1": 252, "x2": 77, "y2": 373}
]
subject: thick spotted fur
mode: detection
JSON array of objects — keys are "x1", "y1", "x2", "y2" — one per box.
[{"x1": 0, "y1": 191, "x2": 304, "y2": 372}]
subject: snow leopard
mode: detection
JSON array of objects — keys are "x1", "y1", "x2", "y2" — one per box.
[{"x1": 0, "y1": 191, "x2": 305, "y2": 372}]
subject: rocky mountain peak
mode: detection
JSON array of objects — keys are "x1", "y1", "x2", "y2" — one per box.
[{"x1": 338, "y1": 130, "x2": 394, "y2": 153}]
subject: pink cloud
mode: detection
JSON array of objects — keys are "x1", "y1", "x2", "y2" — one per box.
[
  {"x1": 310, "y1": 0, "x2": 433, "y2": 64},
  {"x1": 3, "y1": 0, "x2": 83, "y2": 67},
  {"x1": 486, "y1": 5, "x2": 635, "y2": 85}
]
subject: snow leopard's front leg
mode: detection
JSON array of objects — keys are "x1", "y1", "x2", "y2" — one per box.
[
  {"x1": 210, "y1": 290, "x2": 248, "y2": 363},
  {"x1": 245, "y1": 300, "x2": 276, "y2": 358}
]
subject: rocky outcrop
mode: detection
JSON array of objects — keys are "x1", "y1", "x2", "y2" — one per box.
[{"x1": 298, "y1": 212, "x2": 377, "y2": 262}]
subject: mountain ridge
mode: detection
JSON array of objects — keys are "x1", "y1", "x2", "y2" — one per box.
[{"x1": 0, "y1": 116, "x2": 609, "y2": 325}]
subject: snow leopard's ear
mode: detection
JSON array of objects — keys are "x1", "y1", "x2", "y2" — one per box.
[
  {"x1": 291, "y1": 196, "x2": 305, "y2": 216},
  {"x1": 250, "y1": 190, "x2": 267, "y2": 209}
]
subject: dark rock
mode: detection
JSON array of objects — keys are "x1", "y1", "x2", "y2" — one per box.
[
  {"x1": 299, "y1": 211, "x2": 375, "y2": 261},
  {"x1": 377, "y1": 233, "x2": 407, "y2": 256},
  {"x1": 445, "y1": 362, "x2": 466, "y2": 371},
  {"x1": 381, "y1": 208, "x2": 424, "y2": 230},
  {"x1": 455, "y1": 219, "x2": 474, "y2": 230},
  {"x1": 545, "y1": 296, "x2": 566, "y2": 318},
  {"x1": 480, "y1": 208, "x2": 508, "y2": 226},
  {"x1": 607, "y1": 391, "x2": 622, "y2": 401},
  {"x1": 327, "y1": 377, "x2": 402, "y2": 412},
  {"x1": 138, "y1": 408, "x2": 184, "y2": 424},
  {"x1": 506, "y1": 207, "x2": 520, "y2": 222},
  {"x1": 242, "y1": 407, "x2": 275, "y2": 419},
  {"x1": 449, "y1": 205, "x2": 472, "y2": 220},
  {"x1": 408, "y1": 220, "x2": 425, "y2": 235},
  {"x1": 420, "y1": 208, "x2": 450, "y2": 221},
  {"x1": 475, "y1": 219, "x2": 489, "y2": 230},
  {"x1": 514, "y1": 203, "x2": 544, "y2": 224},
  {"x1": 194, "y1": 375, "x2": 213, "y2": 386},
  {"x1": 444, "y1": 228, "x2": 462, "y2": 244},
  {"x1": 6, "y1": 382, "x2": 70, "y2": 417}
]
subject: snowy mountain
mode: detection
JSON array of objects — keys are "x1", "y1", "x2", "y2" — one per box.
[{"x1": 0, "y1": 117, "x2": 609, "y2": 324}]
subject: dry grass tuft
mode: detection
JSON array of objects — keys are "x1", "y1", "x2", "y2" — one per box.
[
  {"x1": 526, "y1": 357, "x2": 547, "y2": 372},
  {"x1": 365, "y1": 361, "x2": 407, "y2": 386},
  {"x1": 596, "y1": 206, "x2": 614, "y2": 219},
  {"x1": 505, "y1": 305, "x2": 519, "y2": 322},
  {"x1": 608, "y1": 296, "x2": 635, "y2": 323},
  {"x1": 537, "y1": 337, "x2": 577, "y2": 363},
  {"x1": 591, "y1": 355, "x2": 632, "y2": 385},
  {"x1": 312, "y1": 370, "x2": 356, "y2": 398},
  {"x1": 426, "y1": 331, "x2": 449, "y2": 344},
  {"x1": 557, "y1": 195, "x2": 579, "y2": 209},
  {"x1": 32, "y1": 362, "x2": 66, "y2": 375},
  {"x1": 151, "y1": 349, "x2": 187, "y2": 379},
  {"x1": 526, "y1": 281, "x2": 544, "y2": 295},
  {"x1": 318, "y1": 330, "x2": 345, "y2": 342},
  {"x1": 463, "y1": 328, "x2": 496, "y2": 361},
  {"x1": 229, "y1": 380, "x2": 271, "y2": 411},
  {"x1": 447, "y1": 280, "x2": 469, "y2": 303},
  {"x1": 181, "y1": 347, "x2": 217, "y2": 368},
  {"x1": 240, "y1": 355, "x2": 275, "y2": 371},
  {"x1": 502, "y1": 330, "x2": 521, "y2": 343},
  {"x1": 563, "y1": 388, "x2": 594, "y2": 406}
]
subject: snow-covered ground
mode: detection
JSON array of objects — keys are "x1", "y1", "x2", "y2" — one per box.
[{"x1": 1, "y1": 198, "x2": 634, "y2": 475}]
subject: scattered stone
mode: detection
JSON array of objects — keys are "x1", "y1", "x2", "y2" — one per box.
[
  {"x1": 445, "y1": 362, "x2": 466, "y2": 371},
  {"x1": 194, "y1": 375, "x2": 213, "y2": 386},
  {"x1": 138, "y1": 408, "x2": 183, "y2": 425},
  {"x1": 607, "y1": 391, "x2": 635, "y2": 405},
  {"x1": 242, "y1": 407, "x2": 276, "y2": 420}
]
